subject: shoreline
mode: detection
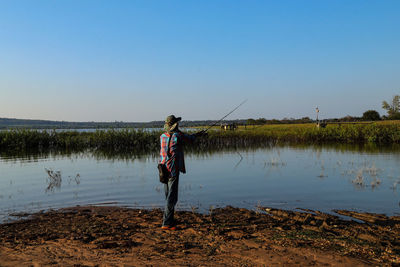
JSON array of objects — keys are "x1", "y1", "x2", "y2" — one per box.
[{"x1": 1, "y1": 206, "x2": 399, "y2": 266}]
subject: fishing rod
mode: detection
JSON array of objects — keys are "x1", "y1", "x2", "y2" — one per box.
[{"x1": 203, "y1": 99, "x2": 248, "y2": 133}]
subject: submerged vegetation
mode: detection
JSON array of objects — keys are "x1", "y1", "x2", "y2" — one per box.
[{"x1": 0, "y1": 122, "x2": 400, "y2": 153}]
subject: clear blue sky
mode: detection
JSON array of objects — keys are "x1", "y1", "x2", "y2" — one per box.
[{"x1": 0, "y1": 0, "x2": 399, "y2": 122}]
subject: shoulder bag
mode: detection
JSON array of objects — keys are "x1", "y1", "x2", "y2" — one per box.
[{"x1": 157, "y1": 133, "x2": 173, "y2": 184}]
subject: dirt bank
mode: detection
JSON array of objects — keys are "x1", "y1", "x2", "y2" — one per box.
[{"x1": 0, "y1": 206, "x2": 399, "y2": 266}]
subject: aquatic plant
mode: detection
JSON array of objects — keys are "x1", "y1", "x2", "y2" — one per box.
[
  {"x1": 390, "y1": 180, "x2": 400, "y2": 191},
  {"x1": 370, "y1": 177, "x2": 381, "y2": 189},
  {"x1": 45, "y1": 168, "x2": 62, "y2": 192},
  {"x1": 352, "y1": 170, "x2": 365, "y2": 187},
  {"x1": 1, "y1": 122, "x2": 400, "y2": 153}
]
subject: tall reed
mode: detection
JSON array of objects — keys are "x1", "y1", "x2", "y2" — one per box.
[{"x1": 1, "y1": 123, "x2": 399, "y2": 153}]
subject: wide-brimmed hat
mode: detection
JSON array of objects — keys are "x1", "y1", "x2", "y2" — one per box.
[{"x1": 164, "y1": 115, "x2": 181, "y2": 132}]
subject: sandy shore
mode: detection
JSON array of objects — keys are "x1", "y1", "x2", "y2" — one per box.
[{"x1": 0, "y1": 206, "x2": 399, "y2": 266}]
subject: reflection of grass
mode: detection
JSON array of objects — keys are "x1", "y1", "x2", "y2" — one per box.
[
  {"x1": 265, "y1": 157, "x2": 286, "y2": 166},
  {"x1": 390, "y1": 180, "x2": 400, "y2": 191}
]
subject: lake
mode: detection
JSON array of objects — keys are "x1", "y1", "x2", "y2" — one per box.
[{"x1": 1, "y1": 144, "x2": 400, "y2": 223}]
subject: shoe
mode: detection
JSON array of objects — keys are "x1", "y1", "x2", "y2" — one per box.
[{"x1": 161, "y1": 225, "x2": 177, "y2": 231}]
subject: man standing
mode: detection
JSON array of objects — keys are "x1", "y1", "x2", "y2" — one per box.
[{"x1": 159, "y1": 115, "x2": 205, "y2": 230}]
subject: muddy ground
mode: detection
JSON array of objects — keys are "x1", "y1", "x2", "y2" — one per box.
[{"x1": 0, "y1": 206, "x2": 399, "y2": 266}]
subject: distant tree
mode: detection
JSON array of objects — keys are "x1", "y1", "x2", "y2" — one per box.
[
  {"x1": 341, "y1": 115, "x2": 356, "y2": 122},
  {"x1": 382, "y1": 95, "x2": 400, "y2": 118},
  {"x1": 255, "y1": 118, "x2": 267, "y2": 124},
  {"x1": 300, "y1": 117, "x2": 312, "y2": 123},
  {"x1": 390, "y1": 113, "x2": 400, "y2": 120},
  {"x1": 362, "y1": 110, "x2": 380, "y2": 121},
  {"x1": 246, "y1": 119, "x2": 256, "y2": 125}
]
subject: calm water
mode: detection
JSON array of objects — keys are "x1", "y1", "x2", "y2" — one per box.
[{"x1": 1, "y1": 145, "x2": 400, "y2": 223}]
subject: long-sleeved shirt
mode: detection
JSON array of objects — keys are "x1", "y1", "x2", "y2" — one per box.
[{"x1": 159, "y1": 130, "x2": 196, "y2": 177}]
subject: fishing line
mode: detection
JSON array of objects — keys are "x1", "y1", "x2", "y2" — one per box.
[{"x1": 203, "y1": 99, "x2": 248, "y2": 132}]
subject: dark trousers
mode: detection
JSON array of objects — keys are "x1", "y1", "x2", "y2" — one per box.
[{"x1": 162, "y1": 174, "x2": 179, "y2": 226}]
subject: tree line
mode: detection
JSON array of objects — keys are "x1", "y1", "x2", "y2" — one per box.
[
  {"x1": 1, "y1": 95, "x2": 398, "y2": 128},
  {"x1": 246, "y1": 95, "x2": 400, "y2": 125}
]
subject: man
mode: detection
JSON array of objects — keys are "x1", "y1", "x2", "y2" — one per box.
[{"x1": 159, "y1": 115, "x2": 205, "y2": 230}]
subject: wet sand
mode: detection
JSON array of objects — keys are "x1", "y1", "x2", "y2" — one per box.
[{"x1": 0, "y1": 206, "x2": 399, "y2": 266}]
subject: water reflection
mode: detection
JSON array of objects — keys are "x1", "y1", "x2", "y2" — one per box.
[
  {"x1": 1, "y1": 143, "x2": 400, "y2": 223},
  {"x1": 2, "y1": 142, "x2": 400, "y2": 162},
  {"x1": 44, "y1": 168, "x2": 82, "y2": 193},
  {"x1": 45, "y1": 168, "x2": 62, "y2": 192},
  {"x1": 234, "y1": 151, "x2": 243, "y2": 169}
]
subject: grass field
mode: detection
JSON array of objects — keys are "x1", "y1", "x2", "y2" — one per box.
[{"x1": 202, "y1": 120, "x2": 400, "y2": 143}]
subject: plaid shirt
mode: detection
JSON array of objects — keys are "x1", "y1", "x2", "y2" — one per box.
[{"x1": 159, "y1": 131, "x2": 196, "y2": 177}]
